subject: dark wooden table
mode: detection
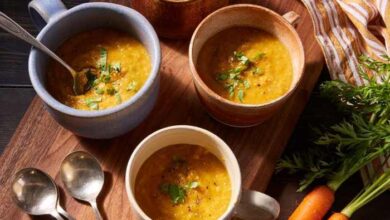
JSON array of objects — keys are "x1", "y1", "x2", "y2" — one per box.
[{"x1": 0, "y1": 0, "x2": 388, "y2": 219}]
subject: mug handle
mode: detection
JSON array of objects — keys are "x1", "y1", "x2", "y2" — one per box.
[
  {"x1": 28, "y1": 0, "x2": 67, "y2": 30},
  {"x1": 283, "y1": 11, "x2": 300, "y2": 27},
  {"x1": 234, "y1": 190, "x2": 280, "y2": 220}
]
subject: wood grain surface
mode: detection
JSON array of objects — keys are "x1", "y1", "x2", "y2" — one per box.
[{"x1": 0, "y1": 0, "x2": 326, "y2": 219}]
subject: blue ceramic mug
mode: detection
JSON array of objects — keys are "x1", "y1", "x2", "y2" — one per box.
[{"x1": 28, "y1": 0, "x2": 161, "y2": 139}]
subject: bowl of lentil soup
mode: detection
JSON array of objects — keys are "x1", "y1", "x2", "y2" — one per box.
[
  {"x1": 28, "y1": 1, "x2": 160, "y2": 138},
  {"x1": 189, "y1": 4, "x2": 305, "y2": 127},
  {"x1": 125, "y1": 125, "x2": 280, "y2": 220}
]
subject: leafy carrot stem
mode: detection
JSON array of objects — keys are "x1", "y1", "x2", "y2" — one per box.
[{"x1": 340, "y1": 169, "x2": 390, "y2": 218}]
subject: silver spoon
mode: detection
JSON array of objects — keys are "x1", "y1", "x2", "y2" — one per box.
[
  {"x1": 60, "y1": 151, "x2": 104, "y2": 220},
  {"x1": 0, "y1": 11, "x2": 87, "y2": 95},
  {"x1": 11, "y1": 168, "x2": 73, "y2": 220}
]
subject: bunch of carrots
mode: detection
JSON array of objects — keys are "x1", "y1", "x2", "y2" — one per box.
[{"x1": 278, "y1": 55, "x2": 390, "y2": 220}]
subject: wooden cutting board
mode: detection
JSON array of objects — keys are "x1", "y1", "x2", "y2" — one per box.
[{"x1": 0, "y1": 0, "x2": 324, "y2": 219}]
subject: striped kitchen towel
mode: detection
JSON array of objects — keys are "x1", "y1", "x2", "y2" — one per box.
[{"x1": 300, "y1": 0, "x2": 390, "y2": 184}]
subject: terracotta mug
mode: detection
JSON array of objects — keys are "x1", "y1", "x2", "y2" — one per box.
[
  {"x1": 189, "y1": 4, "x2": 305, "y2": 127},
  {"x1": 130, "y1": 0, "x2": 229, "y2": 39}
]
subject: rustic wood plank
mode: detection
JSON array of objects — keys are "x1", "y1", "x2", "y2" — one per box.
[
  {"x1": 0, "y1": 88, "x2": 35, "y2": 152},
  {"x1": 0, "y1": 0, "x2": 37, "y2": 85},
  {"x1": 0, "y1": 0, "x2": 88, "y2": 86},
  {"x1": 0, "y1": 0, "x2": 327, "y2": 219}
]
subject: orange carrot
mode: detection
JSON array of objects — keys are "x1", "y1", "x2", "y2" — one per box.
[
  {"x1": 288, "y1": 185, "x2": 335, "y2": 220},
  {"x1": 328, "y1": 213, "x2": 349, "y2": 220}
]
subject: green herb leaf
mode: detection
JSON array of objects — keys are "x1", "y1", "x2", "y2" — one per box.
[
  {"x1": 225, "y1": 83, "x2": 236, "y2": 98},
  {"x1": 98, "y1": 48, "x2": 108, "y2": 72},
  {"x1": 115, "y1": 93, "x2": 122, "y2": 104},
  {"x1": 106, "y1": 87, "x2": 116, "y2": 96},
  {"x1": 244, "y1": 80, "x2": 250, "y2": 89},
  {"x1": 253, "y1": 52, "x2": 266, "y2": 61},
  {"x1": 216, "y1": 73, "x2": 229, "y2": 81},
  {"x1": 110, "y1": 62, "x2": 121, "y2": 73},
  {"x1": 85, "y1": 97, "x2": 102, "y2": 110},
  {"x1": 88, "y1": 102, "x2": 98, "y2": 110},
  {"x1": 185, "y1": 181, "x2": 200, "y2": 189},
  {"x1": 215, "y1": 51, "x2": 255, "y2": 100},
  {"x1": 231, "y1": 67, "x2": 246, "y2": 74},
  {"x1": 100, "y1": 72, "x2": 111, "y2": 83},
  {"x1": 252, "y1": 67, "x2": 263, "y2": 75},
  {"x1": 159, "y1": 183, "x2": 186, "y2": 204},
  {"x1": 94, "y1": 87, "x2": 104, "y2": 95},
  {"x1": 85, "y1": 97, "x2": 102, "y2": 103},
  {"x1": 127, "y1": 81, "x2": 138, "y2": 91},
  {"x1": 233, "y1": 51, "x2": 250, "y2": 65},
  {"x1": 233, "y1": 51, "x2": 244, "y2": 58},
  {"x1": 229, "y1": 72, "x2": 240, "y2": 80},
  {"x1": 238, "y1": 89, "x2": 244, "y2": 102}
]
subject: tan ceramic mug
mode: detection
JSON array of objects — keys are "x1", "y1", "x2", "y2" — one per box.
[
  {"x1": 125, "y1": 125, "x2": 280, "y2": 219},
  {"x1": 189, "y1": 4, "x2": 305, "y2": 127}
]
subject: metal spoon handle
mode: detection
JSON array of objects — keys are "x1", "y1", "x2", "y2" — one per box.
[
  {"x1": 51, "y1": 210, "x2": 65, "y2": 220},
  {"x1": 89, "y1": 200, "x2": 103, "y2": 220},
  {"x1": 0, "y1": 11, "x2": 76, "y2": 77},
  {"x1": 57, "y1": 205, "x2": 76, "y2": 220}
]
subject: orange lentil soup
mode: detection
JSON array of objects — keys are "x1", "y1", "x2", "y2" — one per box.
[
  {"x1": 135, "y1": 144, "x2": 231, "y2": 220},
  {"x1": 47, "y1": 28, "x2": 150, "y2": 110},
  {"x1": 197, "y1": 27, "x2": 293, "y2": 104}
]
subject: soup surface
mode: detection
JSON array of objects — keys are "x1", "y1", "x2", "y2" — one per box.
[
  {"x1": 197, "y1": 27, "x2": 293, "y2": 104},
  {"x1": 135, "y1": 144, "x2": 231, "y2": 220},
  {"x1": 47, "y1": 28, "x2": 151, "y2": 110}
]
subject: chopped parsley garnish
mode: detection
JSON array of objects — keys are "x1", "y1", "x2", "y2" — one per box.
[
  {"x1": 106, "y1": 87, "x2": 116, "y2": 96},
  {"x1": 216, "y1": 73, "x2": 229, "y2": 81},
  {"x1": 98, "y1": 48, "x2": 108, "y2": 72},
  {"x1": 253, "y1": 52, "x2": 266, "y2": 61},
  {"x1": 160, "y1": 183, "x2": 186, "y2": 204},
  {"x1": 252, "y1": 67, "x2": 263, "y2": 75},
  {"x1": 244, "y1": 80, "x2": 250, "y2": 89},
  {"x1": 110, "y1": 63, "x2": 121, "y2": 72},
  {"x1": 185, "y1": 181, "x2": 200, "y2": 189},
  {"x1": 85, "y1": 97, "x2": 102, "y2": 110},
  {"x1": 79, "y1": 48, "x2": 130, "y2": 109},
  {"x1": 100, "y1": 72, "x2": 111, "y2": 83},
  {"x1": 237, "y1": 89, "x2": 244, "y2": 102},
  {"x1": 115, "y1": 93, "x2": 122, "y2": 104},
  {"x1": 234, "y1": 51, "x2": 250, "y2": 65},
  {"x1": 127, "y1": 81, "x2": 138, "y2": 91},
  {"x1": 215, "y1": 51, "x2": 266, "y2": 102},
  {"x1": 160, "y1": 181, "x2": 200, "y2": 205},
  {"x1": 95, "y1": 48, "x2": 121, "y2": 85},
  {"x1": 94, "y1": 87, "x2": 104, "y2": 95}
]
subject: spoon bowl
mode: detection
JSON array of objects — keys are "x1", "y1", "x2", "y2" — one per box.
[
  {"x1": 61, "y1": 151, "x2": 104, "y2": 220},
  {"x1": 11, "y1": 168, "x2": 64, "y2": 219}
]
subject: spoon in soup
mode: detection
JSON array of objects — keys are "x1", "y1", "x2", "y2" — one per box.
[
  {"x1": 0, "y1": 12, "x2": 88, "y2": 95},
  {"x1": 60, "y1": 151, "x2": 105, "y2": 220}
]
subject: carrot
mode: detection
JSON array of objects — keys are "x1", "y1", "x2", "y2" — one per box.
[
  {"x1": 288, "y1": 185, "x2": 335, "y2": 220},
  {"x1": 328, "y1": 213, "x2": 349, "y2": 220}
]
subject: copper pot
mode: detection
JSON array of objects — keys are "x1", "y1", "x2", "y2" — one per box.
[{"x1": 130, "y1": 0, "x2": 229, "y2": 39}]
